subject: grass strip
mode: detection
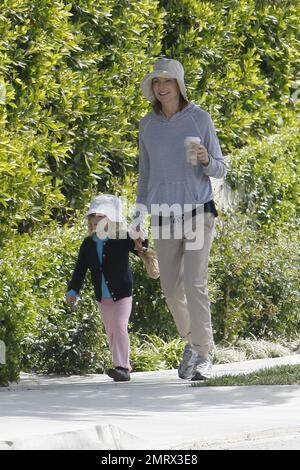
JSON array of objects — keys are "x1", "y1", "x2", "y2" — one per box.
[{"x1": 192, "y1": 364, "x2": 300, "y2": 387}]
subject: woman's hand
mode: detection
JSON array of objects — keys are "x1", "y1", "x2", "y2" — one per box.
[{"x1": 194, "y1": 144, "x2": 210, "y2": 166}]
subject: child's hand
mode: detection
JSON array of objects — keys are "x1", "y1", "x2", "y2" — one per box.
[{"x1": 66, "y1": 294, "x2": 77, "y2": 306}]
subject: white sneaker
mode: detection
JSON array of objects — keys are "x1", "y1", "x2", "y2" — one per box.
[{"x1": 191, "y1": 356, "x2": 212, "y2": 381}]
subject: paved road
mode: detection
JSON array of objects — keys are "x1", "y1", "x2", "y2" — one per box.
[{"x1": 0, "y1": 355, "x2": 299, "y2": 450}]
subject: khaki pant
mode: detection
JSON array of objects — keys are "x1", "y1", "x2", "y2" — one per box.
[{"x1": 153, "y1": 211, "x2": 215, "y2": 357}]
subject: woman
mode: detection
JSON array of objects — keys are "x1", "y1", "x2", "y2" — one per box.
[{"x1": 135, "y1": 58, "x2": 226, "y2": 380}]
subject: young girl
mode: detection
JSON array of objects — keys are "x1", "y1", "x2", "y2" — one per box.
[{"x1": 66, "y1": 194, "x2": 146, "y2": 382}]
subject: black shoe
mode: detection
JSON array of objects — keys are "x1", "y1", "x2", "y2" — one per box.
[{"x1": 107, "y1": 367, "x2": 131, "y2": 382}]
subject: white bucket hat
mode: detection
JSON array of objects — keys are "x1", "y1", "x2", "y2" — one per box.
[
  {"x1": 141, "y1": 58, "x2": 187, "y2": 103},
  {"x1": 84, "y1": 194, "x2": 125, "y2": 223}
]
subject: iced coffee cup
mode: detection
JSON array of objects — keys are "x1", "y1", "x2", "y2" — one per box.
[{"x1": 184, "y1": 136, "x2": 201, "y2": 166}]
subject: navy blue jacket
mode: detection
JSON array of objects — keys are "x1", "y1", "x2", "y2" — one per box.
[{"x1": 68, "y1": 235, "x2": 147, "y2": 302}]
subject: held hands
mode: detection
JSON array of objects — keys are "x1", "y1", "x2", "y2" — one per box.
[
  {"x1": 193, "y1": 144, "x2": 210, "y2": 166},
  {"x1": 129, "y1": 223, "x2": 147, "y2": 249},
  {"x1": 134, "y1": 239, "x2": 144, "y2": 252}
]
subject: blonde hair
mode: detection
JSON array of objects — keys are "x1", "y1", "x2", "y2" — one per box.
[{"x1": 87, "y1": 214, "x2": 95, "y2": 235}]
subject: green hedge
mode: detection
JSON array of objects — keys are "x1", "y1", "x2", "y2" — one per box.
[
  {"x1": 1, "y1": 0, "x2": 299, "y2": 241},
  {"x1": 0, "y1": 222, "x2": 106, "y2": 385},
  {"x1": 159, "y1": 0, "x2": 299, "y2": 150},
  {"x1": 210, "y1": 215, "x2": 299, "y2": 343},
  {"x1": 0, "y1": 0, "x2": 163, "y2": 240},
  {"x1": 228, "y1": 117, "x2": 300, "y2": 230}
]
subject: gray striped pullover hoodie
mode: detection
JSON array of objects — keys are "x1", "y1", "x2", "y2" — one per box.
[{"x1": 136, "y1": 102, "x2": 226, "y2": 215}]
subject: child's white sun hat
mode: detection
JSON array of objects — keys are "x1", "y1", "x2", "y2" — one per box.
[
  {"x1": 140, "y1": 58, "x2": 187, "y2": 103},
  {"x1": 84, "y1": 194, "x2": 125, "y2": 223}
]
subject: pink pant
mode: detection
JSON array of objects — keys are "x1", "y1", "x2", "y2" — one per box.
[{"x1": 97, "y1": 296, "x2": 132, "y2": 370}]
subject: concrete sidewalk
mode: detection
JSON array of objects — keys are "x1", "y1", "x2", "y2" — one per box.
[{"x1": 0, "y1": 354, "x2": 299, "y2": 450}]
